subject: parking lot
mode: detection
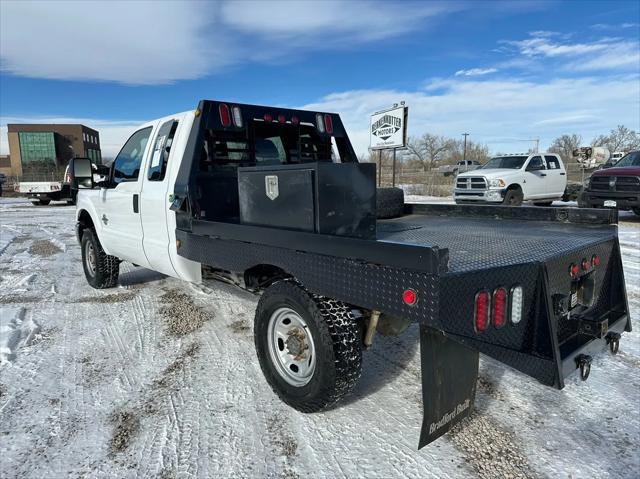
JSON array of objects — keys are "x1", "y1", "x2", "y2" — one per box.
[{"x1": 1, "y1": 198, "x2": 639, "y2": 479}]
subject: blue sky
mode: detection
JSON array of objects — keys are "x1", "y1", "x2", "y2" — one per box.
[{"x1": 1, "y1": 0, "x2": 639, "y2": 157}]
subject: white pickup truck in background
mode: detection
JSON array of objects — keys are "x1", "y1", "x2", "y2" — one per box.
[
  {"x1": 454, "y1": 153, "x2": 567, "y2": 206},
  {"x1": 439, "y1": 160, "x2": 482, "y2": 177}
]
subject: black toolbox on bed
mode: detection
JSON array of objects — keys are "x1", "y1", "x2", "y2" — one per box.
[{"x1": 238, "y1": 162, "x2": 376, "y2": 239}]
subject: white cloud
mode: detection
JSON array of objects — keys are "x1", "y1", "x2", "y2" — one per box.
[
  {"x1": 454, "y1": 68, "x2": 498, "y2": 77},
  {"x1": 504, "y1": 35, "x2": 640, "y2": 72},
  {"x1": 0, "y1": 0, "x2": 459, "y2": 85},
  {"x1": 0, "y1": 117, "x2": 142, "y2": 158},
  {"x1": 300, "y1": 75, "x2": 640, "y2": 155},
  {"x1": 591, "y1": 23, "x2": 639, "y2": 30}
]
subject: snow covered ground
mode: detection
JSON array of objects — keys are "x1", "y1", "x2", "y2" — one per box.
[{"x1": 0, "y1": 197, "x2": 638, "y2": 479}]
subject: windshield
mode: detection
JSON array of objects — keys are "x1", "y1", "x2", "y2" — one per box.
[
  {"x1": 480, "y1": 156, "x2": 527, "y2": 169},
  {"x1": 614, "y1": 151, "x2": 640, "y2": 167}
]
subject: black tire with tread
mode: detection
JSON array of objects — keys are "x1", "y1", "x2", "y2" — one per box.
[
  {"x1": 81, "y1": 228, "x2": 119, "y2": 289},
  {"x1": 502, "y1": 188, "x2": 523, "y2": 206},
  {"x1": 254, "y1": 280, "x2": 362, "y2": 412},
  {"x1": 376, "y1": 187, "x2": 404, "y2": 219}
]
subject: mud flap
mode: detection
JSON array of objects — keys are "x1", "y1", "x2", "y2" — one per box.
[{"x1": 418, "y1": 325, "x2": 479, "y2": 448}]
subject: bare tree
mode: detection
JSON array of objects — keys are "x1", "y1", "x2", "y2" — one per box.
[
  {"x1": 447, "y1": 139, "x2": 490, "y2": 164},
  {"x1": 548, "y1": 134, "x2": 582, "y2": 162},
  {"x1": 405, "y1": 134, "x2": 453, "y2": 171},
  {"x1": 592, "y1": 125, "x2": 640, "y2": 153}
]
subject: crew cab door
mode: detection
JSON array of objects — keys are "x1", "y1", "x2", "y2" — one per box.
[
  {"x1": 522, "y1": 155, "x2": 547, "y2": 200},
  {"x1": 98, "y1": 126, "x2": 154, "y2": 267},
  {"x1": 544, "y1": 155, "x2": 567, "y2": 198},
  {"x1": 139, "y1": 119, "x2": 180, "y2": 276}
]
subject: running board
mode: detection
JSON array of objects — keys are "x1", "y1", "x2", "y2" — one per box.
[{"x1": 419, "y1": 325, "x2": 479, "y2": 448}]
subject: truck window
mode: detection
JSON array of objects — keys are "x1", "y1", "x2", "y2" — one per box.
[
  {"x1": 527, "y1": 156, "x2": 545, "y2": 170},
  {"x1": 545, "y1": 156, "x2": 560, "y2": 169},
  {"x1": 113, "y1": 127, "x2": 152, "y2": 184},
  {"x1": 148, "y1": 120, "x2": 178, "y2": 181}
]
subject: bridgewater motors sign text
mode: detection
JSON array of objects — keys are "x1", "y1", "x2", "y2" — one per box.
[{"x1": 369, "y1": 105, "x2": 408, "y2": 150}]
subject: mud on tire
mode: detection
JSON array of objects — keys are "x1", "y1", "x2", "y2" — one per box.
[
  {"x1": 81, "y1": 228, "x2": 120, "y2": 289},
  {"x1": 377, "y1": 187, "x2": 404, "y2": 219},
  {"x1": 254, "y1": 280, "x2": 362, "y2": 412}
]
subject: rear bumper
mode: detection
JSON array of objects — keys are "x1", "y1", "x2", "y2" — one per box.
[
  {"x1": 560, "y1": 313, "x2": 629, "y2": 380},
  {"x1": 583, "y1": 189, "x2": 640, "y2": 209}
]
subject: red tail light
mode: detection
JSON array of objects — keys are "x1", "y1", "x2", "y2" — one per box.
[
  {"x1": 474, "y1": 290, "x2": 490, "y2": 332},
  {"x1": 569, "y1": 263, "x2": 579, "y2": 279},
  {"x1": 219, "y1": 104, "x2": 231, "y2": 127},
  {"x1": 592, "y1": 255, "x2": 600, "y2": 267},
  {"x1": 492, "y1": 288, "x2": 507, "y2": 328},
  {"x1": 324, "y1": 114, "x2": 333, "y2": 134}
]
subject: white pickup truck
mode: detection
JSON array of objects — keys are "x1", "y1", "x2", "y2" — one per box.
[
  {"x1": 69, "y1": 101, "x2": 630, "y2": 449},
  {"x1": 454, "y1": 153, "x2": 567, "y2": 206}
]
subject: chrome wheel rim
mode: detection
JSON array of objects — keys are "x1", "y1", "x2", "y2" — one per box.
[
  {"x1": 267, "y1": 307, "x2": 316, "y2": 387},
  {"x1": 85, "y1": 241, "x2": 96, "y2": 277}
]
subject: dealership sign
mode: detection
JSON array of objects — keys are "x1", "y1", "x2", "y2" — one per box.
[{"x1": 370, "y1": 105, "x2": 408, "y2": 150}]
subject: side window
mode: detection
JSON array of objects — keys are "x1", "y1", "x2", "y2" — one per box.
[
  {"x1": 527, "y1": 156, "x2": 545, "y2": 170},
  {"x1": 545, "y1": 155, "x2": 560, "y2": 169},
  {"x1": 113, "y1": 127, "x2": 152, "y2": 184},
  {"x1": 148, "y1": 120, "x2": 178, "y2": 181}
]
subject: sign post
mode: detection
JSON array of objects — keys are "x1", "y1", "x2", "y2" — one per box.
[{"x1": 370, "y1": 104, "x2": 408, "y2": 187}]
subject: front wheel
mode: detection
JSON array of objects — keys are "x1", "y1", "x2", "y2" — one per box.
[
  {"x1": 254, "y1": 280, "x2": 362, "y2": 412},
  {"x1": 81, "y1": 229, "x2": 119, "y2": 288},
  {"x1": 502, "y1": 188, "x2": 523, "y2": 206}
]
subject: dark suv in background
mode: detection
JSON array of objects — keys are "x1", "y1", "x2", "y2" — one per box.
[{"x1": 582, "y1": 150, "x2": 640, "y2": 216}]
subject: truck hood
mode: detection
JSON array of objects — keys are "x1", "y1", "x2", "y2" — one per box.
[
  {"x1": 457, "y1": 168, "x2": 519, "y2": 178},
  {"x1": 592, "y1": 166, "x2": 640, "y2": 177}
]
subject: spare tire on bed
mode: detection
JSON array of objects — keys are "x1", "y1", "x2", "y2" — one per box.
[{"x1": 377, "y1": 187, "x2": 404, "y2": 219}]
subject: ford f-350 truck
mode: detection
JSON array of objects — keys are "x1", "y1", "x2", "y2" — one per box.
[{"x1": 70, "y1": 100, "x2": 631, "y2": 448}]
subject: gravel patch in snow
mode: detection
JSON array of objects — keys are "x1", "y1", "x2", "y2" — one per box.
[
  {"x1": 159, "y1": 289, "x2": 211, "y2": 336},
  {"x1": 108, "y1": 410, "x2": 141, "y2": 455},
  {"x1": 28, "y1": 239, "x2": 62, "y2": 257},
  {"x1": 71, "y1": 291, "x2": 137, "y2": 304}
]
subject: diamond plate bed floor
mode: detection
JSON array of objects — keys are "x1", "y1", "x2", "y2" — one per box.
[{"x1": 376, "y1": 214, "x2": 617, "y2": 273}]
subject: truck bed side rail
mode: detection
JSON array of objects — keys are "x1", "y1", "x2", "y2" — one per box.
[{"x1": 407, "y1": 203, "x2": 618, "y2": 225}]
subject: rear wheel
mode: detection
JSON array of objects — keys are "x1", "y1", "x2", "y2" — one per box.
[
  {"x1": 81, "y1": 229, "x2": 119, "y2": 289},
  {"x1": 377, "y1": 187, "x2": 404, "y2": 219},
  {"x1": 502, "y1": 188, "x2": 523, "y2": 206},
  {"x1": 32, "y1": 199, "x2": 51, "y2": 206},
  {"x1": 254, "y1": 280, "x2": 362, "y2": 412}
]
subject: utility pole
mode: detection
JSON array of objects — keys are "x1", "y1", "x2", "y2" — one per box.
[
  {"x1": 534, "y1": 138, "x2": 540, "y2": 153},
  {"x1": 462, "y1": 133, "x2": 469, "y2": 162}
]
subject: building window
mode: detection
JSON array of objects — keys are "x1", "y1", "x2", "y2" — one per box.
[{"x1": 18, "y1": 132, "x2": 57, "y2": 164}]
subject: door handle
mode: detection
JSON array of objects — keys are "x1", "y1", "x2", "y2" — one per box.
[
  {"x1": 540, "y1": 173, "x2": 547, "y2": 177},
  {"x1": 102, "y1": 214, "x2": 108, "y2": 225},
  {"x1": 560, "y1": 172, "x2": 566, "y2": 176},
  {"x1": 133, "y1": 194, "x2": 139, "y2": 213}
]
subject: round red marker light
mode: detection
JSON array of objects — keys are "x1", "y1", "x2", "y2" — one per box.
[
  {"x1": 291, "y1": 116, "x2": 299, "y2": 125},
  {"x1": 569, "y1": 263, "x2": 579, "y2": 278},
  {"x1": 592, "y1": 255, "x2": 600, "y2": 267},
  {"x1": 278, "y1": 115, "x2": 286, "y2": 124},
  {"x1": 581, "y1": 258, "x2": 590, "y2": 271},
  {"x1": 403, "y1": 289, "x2": 417, "y2": 306},
  {"x1": 264, "y1": 113, "x2": 273, "y2": 123}
]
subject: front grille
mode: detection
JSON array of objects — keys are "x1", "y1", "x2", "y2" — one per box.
[
  {"x1": 590, "y1": 176, "x2": 640, "y2": 192},
  {"x1": 456, "y1": 177, "x2": 487, "y2": 190}
]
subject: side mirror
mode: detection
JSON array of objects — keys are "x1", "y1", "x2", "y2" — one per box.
[
  {"x1": 70, "y1": 157, "x2": 94, "y2": 189},
  {"x1": 526, "y1": 162, "x2": 543, "y2": 172}
]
